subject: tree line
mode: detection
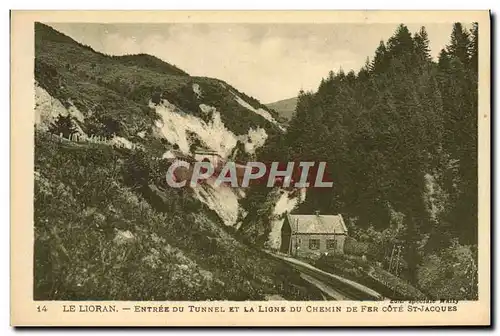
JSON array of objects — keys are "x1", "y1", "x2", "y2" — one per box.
[{"x1": 256, "y1": 23, "x2": 478, "y2": 287}]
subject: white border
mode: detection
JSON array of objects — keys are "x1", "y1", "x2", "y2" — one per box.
[{"x1": 4, "y1": 2, "x2": 497, "y2": 335}]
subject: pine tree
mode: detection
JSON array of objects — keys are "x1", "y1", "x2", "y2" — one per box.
[
  {"x1": 387, "y1": 24, "x2": 414, "y2": 67},
  {"x1": 357, "y1": 57, "x2": 371, "y2": 82},
  {"x1": 327, "y1": 70, "x2": 334, "y2": 81},
  {"x1": 414, "y1": 26, "x2": 432, "y2": 64},
  {"x1": 447, "y1": 22, "x2": 471, "y2": 65},
  {"x1": 318, "y1": 77, "x2": 327, "y2": 92},
  {"x1": 438, "y1": 49, "x2": 450, "y2": 69},
  {"x1": 371, "y1": 40, "x2": 389, "y2": 73},
  {"x1": 469, "y1": 22, "x2": 478, "y2": 73}
]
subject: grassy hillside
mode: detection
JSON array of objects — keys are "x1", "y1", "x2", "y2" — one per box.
[
  {"x1": 34, "y1": 132, "x2": 322, "y2": 300},
  {"x1": 114, "y1": 54, "x2": 189, "y2": 77},
  {"x1": 266, "y1": 97, "x2": 298, "y2": 121},
  {"x1": 33, "y1": 23, "x2": 316, "y2": 300}
]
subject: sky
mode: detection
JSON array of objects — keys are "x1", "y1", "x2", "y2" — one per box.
[{"x1": 48, "y1": 22, "x2": 460, "y2": 103}]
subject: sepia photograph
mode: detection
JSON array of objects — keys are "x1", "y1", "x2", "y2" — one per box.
[{"x1": 10, "y1": 10, "x2": 490, "y2": 326}]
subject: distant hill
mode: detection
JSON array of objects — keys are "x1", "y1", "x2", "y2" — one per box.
[{"x1": 266, "y1": 97, "x2": 298, "y2": 121}]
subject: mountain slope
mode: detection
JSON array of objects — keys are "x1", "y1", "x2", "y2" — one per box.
[
  {"x1": 33, "y1": 23, "x2": 312, "y2": 300},
  {"x1": 35, "y1": 22, "x2": 283, "y2": 141},
  {"x1": 266, "y1": 97, "x2": 298, "y2": 121},
  {"x1": 34, "y1": 132, "x2": 320, "y2": 300}
]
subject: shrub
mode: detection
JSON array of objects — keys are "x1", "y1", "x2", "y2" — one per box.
[
  {"x1": 417, "y1": 240, "x2": 477, "y2": 300},
  {"x1": 48, "y1": 115, "x2": 77, "y2": 138},
  {"x1": 344, "y1": 236, "x2": 369, "y2": 256}
]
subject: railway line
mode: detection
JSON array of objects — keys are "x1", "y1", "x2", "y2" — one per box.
[{"x1": 269, "y1": 252, "x2": 384, "y2": 301}]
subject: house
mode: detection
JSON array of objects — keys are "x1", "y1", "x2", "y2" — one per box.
[{"x1": 280, "y1": 212, "x2": 348, "y2": 256}]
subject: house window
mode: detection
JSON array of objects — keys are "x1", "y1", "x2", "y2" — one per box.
[
  {"x1": 309, "y1": 239, "x2": 320, "y2": 250},
  {"x1": 327, "y1": 239, "x2": 337, "y2": 250}
]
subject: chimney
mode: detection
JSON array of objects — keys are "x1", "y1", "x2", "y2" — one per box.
[{"x1": 314, "y1": 210, "x2": 320, "y2": 216}]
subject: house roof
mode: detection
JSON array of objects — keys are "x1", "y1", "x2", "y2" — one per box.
[
  {"x1": 286, "y1": 213, "x2": 348, "y2": 234},
  {"x1": 194, "y1": 148, "x2": 221, "y2": 156}
]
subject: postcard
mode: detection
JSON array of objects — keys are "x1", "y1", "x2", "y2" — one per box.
[{"x1": 10, "y1": 10, "x2": 490, "y2": 326}]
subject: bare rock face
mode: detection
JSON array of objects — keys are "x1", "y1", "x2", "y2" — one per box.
[{"x1": 113, "y1": 229, "x2": 135, "y2": 246}]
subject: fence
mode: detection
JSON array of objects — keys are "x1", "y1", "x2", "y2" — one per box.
[{"x1": 46, "y1": 131, "x2": 138, "y2": 150}]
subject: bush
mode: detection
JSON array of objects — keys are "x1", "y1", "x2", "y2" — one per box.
[
  {"x1": 417, "y1": 240, "x2": 477, "y2": 300},
  {"x1": 48, "y1": 115, "x2": 77, "y2": 138},
  {"x1": 344, "y1": 236, "x2": 369, "y2": 256}
]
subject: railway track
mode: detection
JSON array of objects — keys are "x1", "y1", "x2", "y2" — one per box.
[{"x1": 269, "y1": 252, "x2": 384, "y2": 301}]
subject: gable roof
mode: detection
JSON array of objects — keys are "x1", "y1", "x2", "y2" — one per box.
[
  {"x1": 194, "y1": 148, "x2": 221, "y2": 156},
  {"x1": 286, "y1": 213, "x2": 348, "y2": 234}
]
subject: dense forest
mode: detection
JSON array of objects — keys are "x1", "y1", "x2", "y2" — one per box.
[{"x1": 253, "y1": 23, "x2": 479, "y2": 299}]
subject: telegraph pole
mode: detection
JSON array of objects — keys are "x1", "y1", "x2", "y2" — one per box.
[
  {"x1": 394, "y1": 246, "x2": 402, "y2": 277},
  {"x1": 388, "y1": 245, "x2": 396, "y2": 273},
  {"x1": 294, "y1": 219, "x2": 299, "y2": 256}
]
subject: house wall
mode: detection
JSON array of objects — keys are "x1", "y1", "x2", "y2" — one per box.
[{"x1": 289, "y1": 234, "x2": 346, "y2": 256}]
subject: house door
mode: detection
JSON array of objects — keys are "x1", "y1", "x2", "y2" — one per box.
[{"x1": 280, "y1": 233, "x2": 291, "y2": 254}]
